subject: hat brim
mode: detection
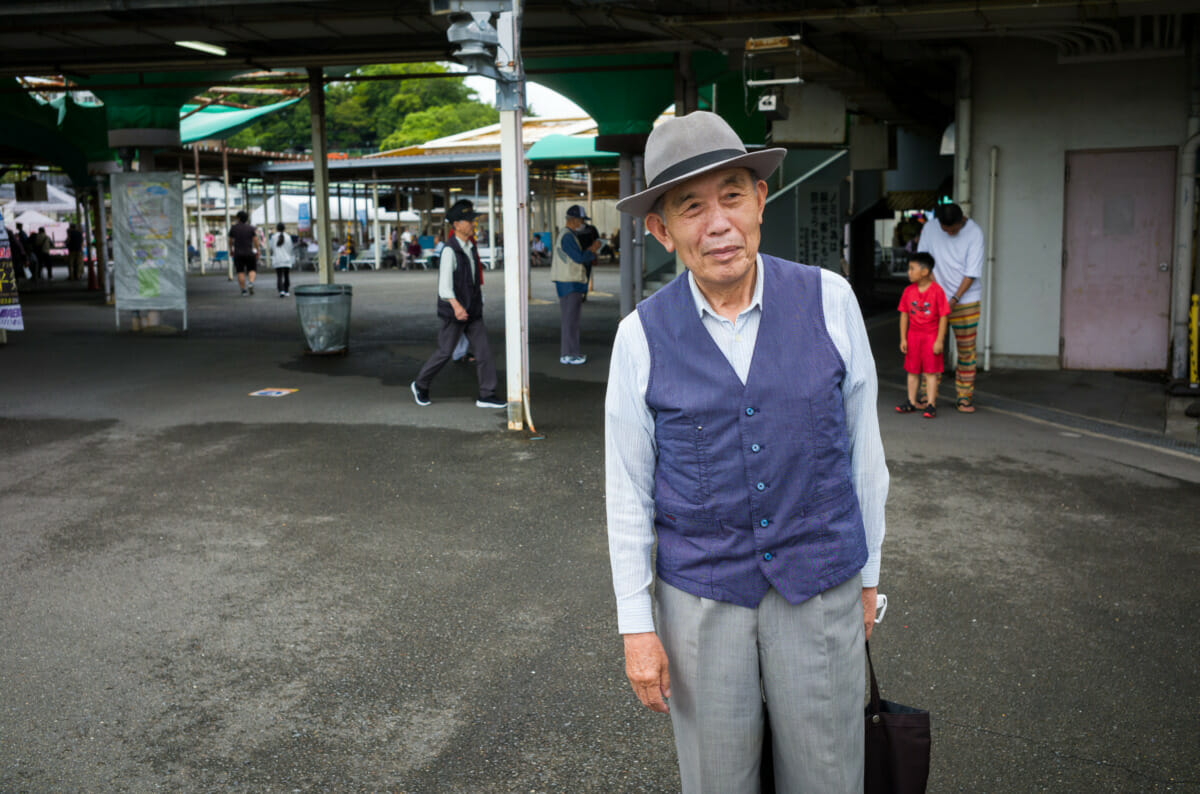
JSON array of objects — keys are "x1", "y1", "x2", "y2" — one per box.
[{"x1": 615, "y1": 148, "x2": 788, "y2": 218}]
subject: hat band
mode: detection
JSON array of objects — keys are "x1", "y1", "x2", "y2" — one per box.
[{"x1": 648, "y1": 148, "x2": 748, "y2": 190}]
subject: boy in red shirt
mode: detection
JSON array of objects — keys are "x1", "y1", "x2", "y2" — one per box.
[{"x1": 896, "y1": 251, "x2": 950, "y2": 418}]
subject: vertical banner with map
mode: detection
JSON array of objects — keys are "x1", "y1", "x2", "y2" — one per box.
[
  {"x1": 0, "y1": 210, "x2": 23, "y2": 331},
  {"x1": 112, "y1": 171, "x2": 187, "y2": 316}
]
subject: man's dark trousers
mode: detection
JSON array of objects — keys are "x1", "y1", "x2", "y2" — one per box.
[{"x1": 415, "y1": 316, "x2": 497, "y2": 397}]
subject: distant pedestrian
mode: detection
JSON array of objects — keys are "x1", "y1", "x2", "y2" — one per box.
[
  {"x1": 66, "y1": 223, "x2": 84, "y2": 280},
  {"x1": 228, "y1": 210, "x2": 259, "y2": 296},
  {"x1": 10, "y1": 223, "x2": 29, "y2": 280},
  {"x1": 271, "y1": 222, "x2": 293, "y2": 297},
  {"x1": 33, "y1": 227, "x2": 52, "y2": 280},
  {"x1": 895, "y1": 252, "x2": 949, "y2": 418},
  {"x1": 918, "y1": 202, "x2": 984, "y2": 412},
  {"x1": 410, "y1": 199, "x2": 505, "y2": 409},
  {"x1": 552, "y1": 204, "x2": 599, "y2": 365}
]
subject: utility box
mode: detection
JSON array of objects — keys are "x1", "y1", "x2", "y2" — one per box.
[
  {"x1": 15, "y1": 178, "x2": 48, "y2": 202},
  {"x1": 768, "y1": 83, "x2": 846, "y2": 146},
  {"x1": 849, "y1": 120, "x2": 897, "y2": 171}
]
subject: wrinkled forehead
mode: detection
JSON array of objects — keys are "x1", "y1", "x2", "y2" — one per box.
[{"x1": 660, "y1": 166, "x2": 757, "y2": 211}]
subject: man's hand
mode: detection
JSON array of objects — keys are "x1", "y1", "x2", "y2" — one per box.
[
  {"x1": 899, "y1": 339, "x2": 908, "y2": 354},
  {"x1": 862, "y1": 587, "x2": 878, "y2": 641},
  {"x1": 623, "y1": 632, "x2": 671, "y2": 713},
  {"x1": 450, "y1": 299, "x2": 469, "y2": 322}
]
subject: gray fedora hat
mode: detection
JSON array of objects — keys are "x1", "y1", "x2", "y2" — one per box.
[{"x1": 615, "y1": 111, "x2": 787, "y2": 218}]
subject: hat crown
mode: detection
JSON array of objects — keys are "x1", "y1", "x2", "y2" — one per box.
[{"x1": 644, "y1": 111, "x2": 748, "y2": 189}]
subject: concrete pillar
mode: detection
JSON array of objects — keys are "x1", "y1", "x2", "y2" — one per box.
[
  {"x1": 633, "y1": 154, "x2": 645, "y2": 300},
  {"x1": 487, "y1": 171, "x2": 496, "y2": 269},
  {"x1": 192, "y1": 145, "x2": 205, "y2": 272},
  {"x1": 618, "y1": 153, "x2": 634, "y2": 317},
  {"x1": 371, "y1": 170, "x2": 381, "y2": 270},
  {"x1": 308, "y1": 67, "x2": 334, "y2": 284},
  {"x1": 95, "y1": 175, "x2": 112, "y2": 302},
  {"x1": 222, "y1": 141, "x2": 233, "y2": 280}
]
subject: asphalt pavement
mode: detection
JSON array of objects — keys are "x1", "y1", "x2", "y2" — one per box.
[{"x1": 2, "y1": 265, "x2": 1198, "y2": 792}]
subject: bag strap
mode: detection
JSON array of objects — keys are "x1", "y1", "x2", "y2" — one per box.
[{"x1": 866, "y1": 641, "x2": 883, "y2": 714}]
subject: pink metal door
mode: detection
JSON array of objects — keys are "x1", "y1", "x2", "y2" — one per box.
[{"x1": 1061, "y1": 148, "x2": 1176, "y2": 370}]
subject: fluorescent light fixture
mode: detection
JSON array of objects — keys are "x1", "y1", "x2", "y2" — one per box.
[{"x1": 175, "y1": 40, "x2": 227, "y2": 57}]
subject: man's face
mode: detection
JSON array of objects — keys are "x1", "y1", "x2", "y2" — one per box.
[
  {"x1": 645, "y1": 167, "x2": 767, "y2": 291},
  {"x1": 939, "y1": 219, "x2": 965, "y2": 236},
  {"x1": 453, "y1": 218, "x2": 475, "y2": 238}
]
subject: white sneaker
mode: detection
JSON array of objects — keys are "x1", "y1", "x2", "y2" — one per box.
[{"x1": 563, "y1": 355, "x2": 587, "y2": 365}]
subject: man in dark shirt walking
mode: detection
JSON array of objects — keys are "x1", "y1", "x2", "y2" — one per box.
[{"x1": 228, "y1": 210, "x2": 259, "y2": 296}]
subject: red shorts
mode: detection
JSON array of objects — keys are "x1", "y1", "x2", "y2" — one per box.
[{"x1": 904, "y1": 332, "x2": 943, "y2": 375}]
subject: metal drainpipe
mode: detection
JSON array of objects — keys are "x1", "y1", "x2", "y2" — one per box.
[
  {"x1": 1170, "y1": 29, "x2": 1200, "y2": 380},
  {"x1": 983, "y1": 146, "x2": 998, "y2": 371}
]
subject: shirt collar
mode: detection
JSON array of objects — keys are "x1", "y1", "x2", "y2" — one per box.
[{"x1": 686, "y1": 254, "x2": 764, "y2": 320}]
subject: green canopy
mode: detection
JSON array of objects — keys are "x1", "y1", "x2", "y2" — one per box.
[
  {"x1": 180, "y1": 97, "x2": 302, "y2": 143},
  {"x1": 74, "y1": 71, "x2": 246, "y2": 133},
  {"x1": 526, "y1": 134, "x2": 617, "y2": 162},
  {"x1": 0, "y1": 91, "x2": 96, "y2": 185}
]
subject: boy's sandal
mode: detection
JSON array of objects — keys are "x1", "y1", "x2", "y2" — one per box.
[
  {"x1": 922, "y1": 404, "x2": 937, "y2": 418},
  {"x1": 956, "y1": 398, "x2": 976, "y2": 413},
  {"x1": 895, "y1": 401, "x2": 922, "y2": 413}
]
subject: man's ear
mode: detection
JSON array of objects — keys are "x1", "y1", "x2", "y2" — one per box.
[{"x1": 644, "y1": 213, "x2": 675, "y2": 253}]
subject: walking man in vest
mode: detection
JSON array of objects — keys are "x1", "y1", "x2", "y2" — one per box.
[
  {"x1": 552, "y1": 204, "x2": 600, "y2": 365},
  {"x1": 411, "y1": 199, "x2": 505, "y2": 409},
  {"x1": 605, "y1": 111, "x2": 889, "y2": 793}
]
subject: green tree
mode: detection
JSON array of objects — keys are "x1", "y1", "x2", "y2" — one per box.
[{"x1": 223, "y1": 63, "x2": 495, "y2": 154}]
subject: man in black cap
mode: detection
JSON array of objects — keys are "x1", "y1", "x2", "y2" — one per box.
[
  {"x1": 552, "y1": 204, "x2": 600, "y2": 365},
  {"x1": 411, "y1": 199, "x2": 505, "y2": 409}
]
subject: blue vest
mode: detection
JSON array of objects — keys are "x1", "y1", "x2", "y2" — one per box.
[{"x1": 638, "y1": 255, "x2": 867, "y2": 609}]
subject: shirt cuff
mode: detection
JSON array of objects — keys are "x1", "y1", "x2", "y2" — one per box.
[
  {"x1": 615, "y1": 592, "x2": 655, "y2": 635},
  {"x1": 860, "y1": 557, "x2": 881, "y2": 589}
]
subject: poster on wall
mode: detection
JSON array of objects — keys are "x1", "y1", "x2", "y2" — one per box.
[
  {"x1": 111, "y1": 171, "x2": 187, "y2": 322},
  {"x1": 795, "y1": 185, "x2": 846, "y2": 273},
  {"x1": 0, "y1": 211, "x2": 24, "y2": 332}
]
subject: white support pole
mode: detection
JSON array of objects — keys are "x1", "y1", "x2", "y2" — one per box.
[
  {"x1": 193, "y1": 145, "x2": 206, "y2": 273},
  {"x1": 498, "y1": 4, "x2": 530, "y2": 431},
  {"x1": 371, "y1": 170, "x2": 381, "y2": 270},
  {"x1": 308, "y1": 67, "x2": 334, "y2": 284},
  {"x1": 487, "y1": 171, "x2": 496, "y2": 270},
  {"x1": 222, "y1": 141, "x2": 233, "y2": 280}
]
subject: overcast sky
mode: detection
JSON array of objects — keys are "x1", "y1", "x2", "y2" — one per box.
[{"x1": 464, "y1": 74, "x2": 588, "y2": 119}]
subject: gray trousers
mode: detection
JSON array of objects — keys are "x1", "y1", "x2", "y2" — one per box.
[
  {"x1": 558, "y1": 291, "x2": 583, "y2": 357},
  {"x1": 415, "y1": 315, "x2": 497, "y2": 397},
  {"x1": 655, "y1": 576, "x2": 864, "y2": 794}
]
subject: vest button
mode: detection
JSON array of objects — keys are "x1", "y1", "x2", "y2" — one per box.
[
  {"x1": 756, "y1": 482, "x2": 765, "y2": 491},
  {"x1": 745, "y1": 407, "x2": 755, "y2": 416},
  {"x1": 763, "y1": 552, "x2": 773, "y2": 561},
  {"x1": 751, "y1": 444, "x2": 761, "y2": 452},
  {"x1": 760, "y1": 519, "x2": 769, "y2": 527}
]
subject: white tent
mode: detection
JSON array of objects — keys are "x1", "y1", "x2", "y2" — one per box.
[
  {"x1": 250, "y1": 193, "x2": 419, "y2": 226},
  {"x1": 14, "y1": 209, "x2": 59, "y2": 229}
]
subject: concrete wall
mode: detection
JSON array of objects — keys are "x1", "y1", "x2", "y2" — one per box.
[{"x1": 970, "y1": 40, "x2": 1188, "y2": 367}]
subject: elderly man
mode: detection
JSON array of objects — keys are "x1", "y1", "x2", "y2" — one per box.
[
  {"x1": 605, "y1": 111, "x2": 888, "y2": 792},
  {"x1": 411, "y1": 199, "x2": 505, "y2": 409},
  {"x1": 552, "y1": 204, "x2": 600, "y2": 365}
]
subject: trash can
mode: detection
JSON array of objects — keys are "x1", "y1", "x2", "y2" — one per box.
[{"x1": 294, "y1": 284, "x2": 352, "y2": 353}]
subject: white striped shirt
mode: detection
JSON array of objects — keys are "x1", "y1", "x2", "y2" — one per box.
[{"x1": 604, "y1": 256, "x2": 889, "y2": 635}]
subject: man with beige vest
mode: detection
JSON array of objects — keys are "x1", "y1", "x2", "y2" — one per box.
[{"x1": 551, "y1": 204, "x2": 600, "y2": 365}]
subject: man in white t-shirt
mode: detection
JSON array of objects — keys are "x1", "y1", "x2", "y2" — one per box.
[{"x1": 917, "y1": 203, "x2": 984, "y2": 412}]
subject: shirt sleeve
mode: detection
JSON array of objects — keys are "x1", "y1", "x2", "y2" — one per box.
[
  {"x1": 897, "y1": 287, "x2": 910, "y2": 314},
  {"x1": 560, "y1": 231, "x2": 596, "y2": 265},
  {"x1": 821, "y1": 271, "x2": 889, "y2": 589},
  {"x1": 438, "y1": 247, "x2": 457, "y2": 302},
  {"x1": 604, "y1": 313, "x2": 659, "y2": 635},
  {"x1": 964, "y1": 225, "x2": 984, "y2": 279}
]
